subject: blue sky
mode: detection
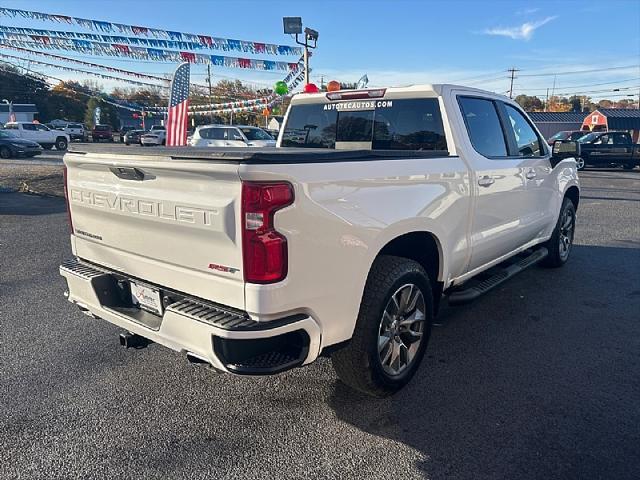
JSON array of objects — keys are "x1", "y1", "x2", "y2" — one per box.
[{"x1": 1, "y1": 0, "x2": 639, "y2": 100}]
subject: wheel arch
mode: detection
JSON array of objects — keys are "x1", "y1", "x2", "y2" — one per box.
[
  {"x1": 376, "y1": 231, "x2": 443, "y2": 282},
  {"x1": 565, "y1": 185, "x2": 580, "y2": 211},
  {"x1": 372, "y1": 230, "x2": 445, "y2": 315}
]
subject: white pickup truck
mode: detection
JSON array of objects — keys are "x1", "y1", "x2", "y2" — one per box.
[
  {"x1": 4, "y1": 121, "x2": 69, "y2": 150},
  {"x1": 60, "y1": 84, "x2": 580, "y2": 397}
]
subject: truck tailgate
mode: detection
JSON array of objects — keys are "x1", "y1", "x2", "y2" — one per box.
[{"x1": 64, "y1": 151, "x2": 245, "y2": 309}]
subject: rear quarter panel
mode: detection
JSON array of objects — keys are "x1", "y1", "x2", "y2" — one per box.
[{"x1": 240, "y1": 156, "x2": 472, "y2": 348}]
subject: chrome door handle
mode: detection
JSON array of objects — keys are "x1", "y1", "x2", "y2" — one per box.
[
  {"x1": 478, "y1": 176, "x2": 495, "y2": 187},
  {"x1": 525, "y1": 170, "x2": 537, "y2": 180}
]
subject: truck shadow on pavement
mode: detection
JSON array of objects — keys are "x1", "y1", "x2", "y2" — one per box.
[
  {"x1": 328, "y1": 244, "x2": 640, "y2": 480},
  {"x1": 0, "y1": 192, "x2": 66, "y2": 215}
]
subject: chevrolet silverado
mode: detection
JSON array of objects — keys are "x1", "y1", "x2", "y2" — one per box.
[{"x1": 60, "y1": 84, "x2": 580, "y2": 397}]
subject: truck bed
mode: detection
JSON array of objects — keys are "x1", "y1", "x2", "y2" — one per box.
[{"x1": 68, "y1": 144, "x2": 450, "y2": 164}]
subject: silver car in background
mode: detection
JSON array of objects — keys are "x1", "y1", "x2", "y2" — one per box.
[{"x1": 189, "y1": 125, "x2": 276, "y2": 148}]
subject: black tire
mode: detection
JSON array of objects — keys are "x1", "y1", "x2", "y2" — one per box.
[
  {"x1": 55, "y1": 137, "x2": 68, "y2": 151},
  {"x1": 623, "y1": 163, "x2": 635, "y2": 171},
  {"x1": 541, "y1": 197, "x2": 576, "y2": 268},
  {"x1": 0, "y1": 146, "x2": 12, "y2": 159},
  {"x1": 42, "y1": 144, "x2": 53, "y2": 150},
  {"x1": 125, "y1": 141, "x2": 130, "y2": 146},
  {"x1": 331, "y1": 255, "x2": 433, "y2": 397}
]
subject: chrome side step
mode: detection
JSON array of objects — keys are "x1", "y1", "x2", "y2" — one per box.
[{"x1": 447, "y1": 247, "x2": 548, "y2": 306}]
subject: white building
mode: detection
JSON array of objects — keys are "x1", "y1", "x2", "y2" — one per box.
[{"x1": 0, "y1": 103, "x2": 38, "y2": 125}]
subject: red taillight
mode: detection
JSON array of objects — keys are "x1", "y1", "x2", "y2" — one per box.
[
  {"x1": 241, "y1": 181, "x2": 294, "y2": 284},
  {"x1": 63, "y1": 166, "x2": 73, "y2": 233}
]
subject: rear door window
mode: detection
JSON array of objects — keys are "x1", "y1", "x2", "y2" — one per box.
[
  {"x1": 612, "y1": 132, "x2": 631, "y2": 144},
  {"x1": 281, "y1": 98, "x2": 447, "y2": 151},
  {"x1": 226, "y1": 128, "x2": 244, "y2": 141},
  {"x1": 199, "y1": 127, "x2": 225, "y2": 140},
  {"x1": 458, "y1": 97, "x2": 508, "y2": 157}
]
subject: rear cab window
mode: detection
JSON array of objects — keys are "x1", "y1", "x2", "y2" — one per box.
[
  {"x1": 281, "y1": 97, "x2": 447, "y2": 152},
  {"x1": 458, "y1": 97, "x2": 508, "y2": 157}
]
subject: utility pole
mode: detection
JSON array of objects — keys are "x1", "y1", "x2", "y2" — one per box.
[
  {"x1": 207, "y1": 63, "x2": 214, "y2": 125},
  {"x1": 545, "y1": 88, "x2": 549, "y2": 112},
  {"x1": 507, "y1": 67, "x2": 520, "y2": 99}
]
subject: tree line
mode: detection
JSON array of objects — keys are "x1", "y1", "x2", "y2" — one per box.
[{"x1": 514, "y1": 94, "x2": 637, "y2": 112}]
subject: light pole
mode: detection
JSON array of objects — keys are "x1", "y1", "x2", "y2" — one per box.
[{"x1": 283, "y1": 17, "x2": 318, "y2": 85}]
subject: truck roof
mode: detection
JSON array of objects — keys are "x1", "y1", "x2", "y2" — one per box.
[{"x1": 290, "y1": 84, "x2": 509, "y2": 104}]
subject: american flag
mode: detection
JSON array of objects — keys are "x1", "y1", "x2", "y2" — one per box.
[{"x1": 165, "y1": 62, "x2": 190, "y2": 146}]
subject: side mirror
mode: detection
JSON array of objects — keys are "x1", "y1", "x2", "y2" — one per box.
[{"x1": 551, "y1": 140, "x2": 581, "y2": 167}]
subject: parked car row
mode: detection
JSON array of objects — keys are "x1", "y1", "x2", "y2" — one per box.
[
  {"x1": 119, "y1": 125, "x2": 276, "y2": 148},
  {"x1": 0, "y1": 129, "x2": 43, "y2": 159},
  {"x1": 3, "y1": 122, "x2": 69, "y2": 151},
  {"x1": 547, "y1": 130, "x2": 639, "y2": 170},
  {"x1": 1, "y1": 120, "x2": 277, "y2": 153},
  {"x1": 188, "y1": 125, "x2": 276, "y2": 147}
]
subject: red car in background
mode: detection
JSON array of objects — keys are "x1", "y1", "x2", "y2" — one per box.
[{"x1": 91, "y1": 124, "x2": 113, "y2": 142}]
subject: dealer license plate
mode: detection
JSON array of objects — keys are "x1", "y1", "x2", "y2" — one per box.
[{"x1": 130, "y1": 282, "x2": 163, "y2": 315}]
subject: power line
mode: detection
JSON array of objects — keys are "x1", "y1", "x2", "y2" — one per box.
[
  {"x1": 515, "y1": 77, "x2": 640, "y2": 92},
  {"x1": 519, "y1": 64, "x2": 639, "y2": 77}
]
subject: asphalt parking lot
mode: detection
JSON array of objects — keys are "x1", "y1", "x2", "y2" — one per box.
[{"x1": 1, "y1": 169, "x2": 639, "y2": 480}]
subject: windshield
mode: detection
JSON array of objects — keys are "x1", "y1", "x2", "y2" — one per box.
[
  {"x1": 0, "y1": 130, "x2": 17, "y2": 138},
  {"x1": 241, "y1": 127, "x2": 273, "y2": 141},
  {"x1": 578, "y1": 133, "x2": 599, "y2": 143},
  {"x1": 549, "y1": 132, "x2": 570, "y2": 141},
  {"x1": 94, "y1": 125, "x2": 110, "y2": 131},
  {"x1": 281, "y1": 98, "x2": 447, "y2": 151}
]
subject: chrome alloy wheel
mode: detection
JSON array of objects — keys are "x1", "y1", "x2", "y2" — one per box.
[
  {"x1": 559, "y1": 208, "x2": 575, "y2": 261},
  {"x1": 378, "y1": 284, "x2": 426, "y2": 376},
  {"x1": 576, "y1": 157, "x2": 585, "y2": 170}
]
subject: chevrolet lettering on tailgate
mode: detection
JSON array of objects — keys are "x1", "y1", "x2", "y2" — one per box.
[{"x1": 70, "y1": 189, "x2": 221, "y2": 227}]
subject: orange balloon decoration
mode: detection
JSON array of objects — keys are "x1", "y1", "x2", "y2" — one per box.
[
  {"x1": 327, "y1": 80, "x2": 341, "y2": 92},
  {"x1": 262, "y1": 108, "x2": 270, "y2": 117}
]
